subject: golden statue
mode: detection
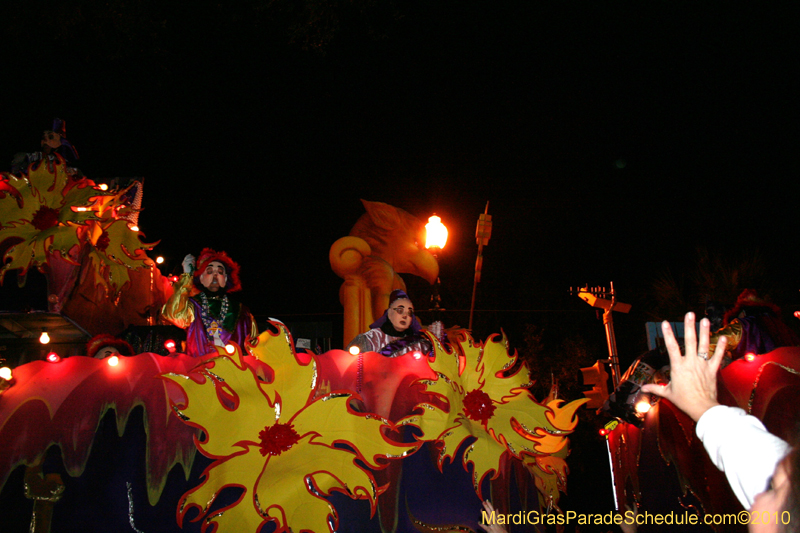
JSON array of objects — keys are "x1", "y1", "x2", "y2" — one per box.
[{"x1": 330, "y1": 200, "x2": 439, "y2": 345}]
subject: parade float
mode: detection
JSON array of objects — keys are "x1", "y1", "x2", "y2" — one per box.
[
  {"x1": 0, "y1": 155, "x2": 588, "y2": 532},
  {"x1": 595, "y1": 310, "x2": 800, "y2": 532}
]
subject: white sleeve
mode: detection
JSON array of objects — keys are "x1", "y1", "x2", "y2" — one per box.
[{"x1": 695, "y1": 404, "x2": 790, "y2": 509}]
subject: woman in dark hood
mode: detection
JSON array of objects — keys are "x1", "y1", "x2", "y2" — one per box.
[{"x1": 346, "y1": 289, "x2": 432, "y2": 358}]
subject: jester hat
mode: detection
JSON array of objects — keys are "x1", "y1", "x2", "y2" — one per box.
[{"x1": 193, "y1": 248, "x2": 242, "y2": 293}]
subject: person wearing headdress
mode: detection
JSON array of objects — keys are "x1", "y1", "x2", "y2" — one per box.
[
  {"x1": 86, "y1": 334, "x2": 134, "y2": 359},
  {"x1": 710, "y1": 289, "x2": 800, "y2": 362},
  {"x1": 346, "y1": 289, "x2": 432, "y2": 358},
  {"x1": 11, "y1": 118, "x2": 81, "y2": 176},
  {"x1": 161, "y1": 248, "x2": 258, "y2": 358}
]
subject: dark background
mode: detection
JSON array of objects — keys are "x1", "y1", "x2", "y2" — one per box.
[{"x1": 3, "y1": 0, "x2": 800, "y2": 393}]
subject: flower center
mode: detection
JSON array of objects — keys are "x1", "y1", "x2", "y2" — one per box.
[
  {"x1": 258, "y1": 423, "x2": 300, "y2": 457},
  {"x1": 462, "y1": 389, "x2": 496, "y2": 425},
  {"x1": 95, "y1": 231, "x2": 110, "y2": 252},
  {"x1": 31, "y1": 206, "x2": 60, "y2": 231}
]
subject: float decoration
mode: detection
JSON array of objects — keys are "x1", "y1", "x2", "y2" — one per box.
[
  {"x1": 84, "y1": 212, "x2": 155, "y2": 293},
  {"x1": 330, "y1": 200, "x2": 440, "y2": 344},
  {"x1": 405, "y1": 330, "x2": 588, "y2": 505},
  {"x1": 0, "y1": 157, "x2": 156, "y2": 294},
  {"x1": 0, "y1": 160, "x2": 102, "y2": 281},
  {"x1": 0, "y1": 352, "x2": 200, "y2": 506},
  {"x1": 164, "y1": 324, "x2": 418, "y2": 533}
]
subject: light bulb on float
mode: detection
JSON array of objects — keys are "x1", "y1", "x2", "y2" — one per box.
[
  {"x1": 425, "y1": 215, "x2": 448, "y2": 251},
  {"x1": 635, "y1": 400, "x2": 652, "y2": 414}
]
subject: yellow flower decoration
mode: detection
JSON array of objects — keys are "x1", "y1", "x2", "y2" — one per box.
[
  {"x1": 404, "y1": 330, "x2": 587, "y2": 505},
  {"x1": 0, "y1": 158, "x2": 154, "y2": 291},
  {"x1": 521, "y1": 441, "x2": 571, "y2": 510},
  {"x1": 84, "y1": 216, "x2": 156, "y2": 292},
  {"x1": 164, "y1": 324, "x2": 417, "y2": 533},
  {"x1": 0, "y1": 160, "x2": 101, "y2": 281}
]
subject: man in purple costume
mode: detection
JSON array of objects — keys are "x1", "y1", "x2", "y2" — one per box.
[{"x1": 161, "y1": 248, "x2": 257, "y2": 358}]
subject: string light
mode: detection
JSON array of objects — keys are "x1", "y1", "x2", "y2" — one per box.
[
  {"x1": 46, "y1": 352, "x2": 61, "y2": 363},
  {"x1": 0, "y1": 367, "x2": 12, "y2": 380},
  {"x1": 349, "y1": 346, "x2": 360, "y2": 355},
  {"x1": 164, "y1": 339, "x2": 176, "y2": 353},
  {"x1": 225, "y1": 344, "x2": 236, "y2": 354},
  {"x1": 745, "y1": 353, "x2": 756, "y2": 362},
  {"x1": 107, "y1": 355, "x2": 119, "y2": 366},
  {"x1": 39, "y1": 330, "x2": 50, "y2": 344}
]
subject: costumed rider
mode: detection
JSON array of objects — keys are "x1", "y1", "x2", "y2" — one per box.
[
  {"x1": 11, "y1": 118, "x2": 81, "y2": 177},
  {"x1": 710, "y1": 289, "x2": 800, "y2": 365},
  {"x1": 161, "y1": 248, "x2": 258, "y2": 358},
  {"x1": 86, "y1": 334, "x2": 134, "y2": 359},
  {"x1": 347, "y1": 289, "x2": 434, "y2": 357}
]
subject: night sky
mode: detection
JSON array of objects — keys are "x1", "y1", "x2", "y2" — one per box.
[{"x1": 2, "y1": 2, "x2": 799, "y2": 348}]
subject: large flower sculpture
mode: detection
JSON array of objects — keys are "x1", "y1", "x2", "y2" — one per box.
[
  {"x1": 0, "y1": 157, "x2": 154, "y2": 292},
  {"x1": 164, "y1": 323, "x2": 417, "y2": 533},
  {"x1": 404, "y1": 330, "x2": 588, "y2": 507}
]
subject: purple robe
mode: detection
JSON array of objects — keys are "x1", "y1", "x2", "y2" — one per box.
[{"x1": 185, "y1": 298, "x2": 255, "y2": 358}]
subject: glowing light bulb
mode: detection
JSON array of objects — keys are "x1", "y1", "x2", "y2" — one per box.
[
  {"x1": 598, "y1": 428, "x2": 608, "y2": 436},
  {"x1": 164, "y1": 339, "x2": 176, "y2": 353},
  {"x1": 46, "y1": 352, "x2": 61, "y2": 363},
  {"x1": 0, "y1": 367, "x2": 12, "y2": 380},
  {"x1": 635, "y1": 400, "x2": 652, "y2": 414},
  {"x1": 411, "y1": 351, "x2": 422, "y2": 360},
  {"x1": 155, "y1": 256, "x2": 164, "y2": 264},
  {"x1": 39, "y1": 331, "x2": 50, "y2": 344},
  {"x1": 107, "y1": 355, "x2": 119, "y2": 366},
  {"x1": 98, "y1": 183, "x2": 109, "y2": 191},
  {"x1": 425, "y1": 215, "x2": 448, "y2": 250},
  {"x1": 349, "y1": 346, "x2": 360, "y2": 355},
  {"x1": 129, "y1": 225, "x2": 139, "y2": 232},
  {"x1": 745, "y1": 353, "x2": 756, "y2": 362},
  {"x1": 225, "y1": 344, "x2": 235, "y2": 354}
]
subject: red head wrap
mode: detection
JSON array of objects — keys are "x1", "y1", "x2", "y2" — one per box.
[
  {"x1": 723, "y1": 289, "x2": 781, "y2": 326},
  {"x1": 86, "y1": 334, "x2": 134, "y2": 359},
  {"x1": 193, "y1": 248, "x2": 242, "y2": 293}
]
